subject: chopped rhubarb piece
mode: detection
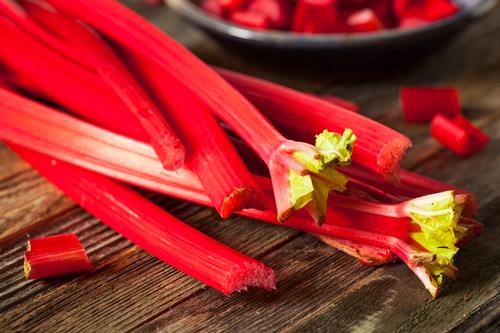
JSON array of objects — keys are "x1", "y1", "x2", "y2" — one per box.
[
  {"x1": 218, "y1": 0, "x2": 246, "y2": 11},
  {"x1": 229, "y1": 10, "x2": 270, "y2": 29},
  {"x1": 393, "y1": 0, "x2": 458, "y2": 22},
  {"x1": 431, "y1": 114, "x2": 489, "y2": 157},
  {"x1": 398, "y1": 17, "x2": 427, "y2": 29},
  {"x1": 12, "y1": 144, "x2": 276, "y2": 295},
  {"x1": 401, "y1": 87, "x2": 461, "y2": 123},
  {"x1": 201, "y1": 0, "x2": 225, "y2": 17},
  {"x1": 24, "y1": 233, "x2": 94, "y2": 279},
  {"x1": 291, "y1": 0, "x2": 339, "y2": 33},
  {"x1": 347, "y1": 8, "x2": 384, "y2": 32},
  {"x1": 247, "y1": 0, "x2": 294, "y2": 30}
]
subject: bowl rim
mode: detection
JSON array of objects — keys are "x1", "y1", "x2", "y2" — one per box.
[{"x1": 167, "y1": 0, "x2": 485, "y2": 48}]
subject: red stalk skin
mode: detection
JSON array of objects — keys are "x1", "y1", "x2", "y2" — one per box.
[
  {"x1": 24, "y1": 233, "x2": 94, "y2": 279},
  {"x1": 201, "y1": 0, "x2": 225, "y2": 17},
  {"x1": 247, "y1": 0, "x2": 295, "y2": 30},
  {"x1": 218, "y1": 0, "x2": 246, "y2": 12},
  {"x1": 216, "y1": 67, "x2": 412, "y2": 183},
  {"x1": 42, "y1": 0, "x2": 314, "y2": 221},
  {"x1": 0, "y1": 88, "x2": 476, "y2": 246},
  {"x1": 41, "y1": 0, "x2": 286, "y2": 159},
  {"x1": 11, "y1": 144, "x2": 276, "y2": 295},
  {"x1": 13, "y1": 1, "x2": 266, "y2": 219},
  {"x1": 0, "y1": 13, "x2": 146, "y2": 141},
  {"x1": 121, "y1": 51, "x2": 266, "y2": 218},
  {"x1": 292, "y1": 0, "x2": 341, "y2": 33},
  {"x1": 393, "y1": 0, "x2": 458, "y2": 22},
  {"x1": 1, "y1": 9, "x2": 266, "y2": 219},
  {"x1": 346, "y1": 8, "x2": 385, "y2": 32},
  {"x1": 0, "y1": 92, "x2": 481, "y2": 297},
  {"x1": 229, "y1": 10, "x2": 270, "y2": 29},
  {"x1": 316, "y1": 94, "x2": 360, "y2": 113},
  {"x1": 230, "y1": 131, "x2": 478, "y2": 218},
  {"x1": 401, "y1": 87, "x2": 461, "y2": 123},
  {"x1": 15, "y1": 0, "x2": 185, "y2": 171}
]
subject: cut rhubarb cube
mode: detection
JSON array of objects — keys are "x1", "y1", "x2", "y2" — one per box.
[{"x1": 401, "y1": 87, "x2": 461, "y2": 123}]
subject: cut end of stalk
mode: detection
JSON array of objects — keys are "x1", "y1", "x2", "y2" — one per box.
[
  {"x1": 156, "y1": 137, "x2": 186, "y2": 171},
  {"x1": 222, "y1": 262, "x2": 276, "y2": 295},
  {"x1": 220, "y1": 187, "x2": 267, "y2": 219},
  {"x1": 377, "y1": 137, "x2": 412, "y2": 184}
]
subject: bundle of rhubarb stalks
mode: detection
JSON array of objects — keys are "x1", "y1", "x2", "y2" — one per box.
[{"x1": 0, "y1": 0, "x2": 482, "y2": 298}]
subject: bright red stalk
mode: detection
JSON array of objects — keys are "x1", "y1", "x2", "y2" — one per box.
[
  {"x1": 8, "y1": 0, "x2": 185, "y2": 170},
  {"x1": 41, "y1": 0, "x2": 336, "y2": 222},
  {"x1": 18, "y1": 0, "x2": 265, "y2": 218},
  {"x1": 121, "y1": 46, "x2": 266, "y2": 218},
  {"x1": 24, "y1": 233, "x2": 94, "y2": 279},
  {"x1": 12, "y1": 144, "x2": 276, "y2": 295},
  {"x1": 0, "y1": 89, "x2": 480, "y2": 297},
  {"x1": 216, "y1": 68, "x2": 412, "y2": 183}
]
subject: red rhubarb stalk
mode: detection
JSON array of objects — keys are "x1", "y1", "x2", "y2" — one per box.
[
  {"x1": 120, "y1": 52, "x2": 265, "y2": 218},
  {"x1": 0, "y1": 88, "x2": 480, "y2": 297},
  {"x1": 12, "y1": 144, "x2": 276, "y2": 295},
  {"x1": 42, "y1": 0, "x2": 356, "y2": 223},
  {"x1": 216, "y1": 68, "x2": 412, "y2": 183},
  {"x1": 19, "y1": 0, "x2": 265, "y2": 217},
  {"x1": 6, "y1": 0, "x2": 185, "y2": 170},
  {"x1": 24, "y1": 233, "x2": 94, "y2": 279}
]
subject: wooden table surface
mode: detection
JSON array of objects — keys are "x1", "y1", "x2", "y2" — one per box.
[{"x1": 1, "y1": 3, "x2": 500, "y2": 333}]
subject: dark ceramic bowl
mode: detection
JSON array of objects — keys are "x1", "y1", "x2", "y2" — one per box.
[{"x1": 167, "y1": 0, "x2": 496, "y2": 65}]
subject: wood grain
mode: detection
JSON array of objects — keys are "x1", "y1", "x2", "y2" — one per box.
[{"x1": 0, "y1": 2, "x2": 499, "y2": 333}]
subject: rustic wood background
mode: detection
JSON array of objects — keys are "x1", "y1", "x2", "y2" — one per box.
[{"x1": 1, "y1": 2, "x2": 499, "y2": 332}]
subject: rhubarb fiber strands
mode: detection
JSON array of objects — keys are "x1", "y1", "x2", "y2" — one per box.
[{"x1": 11, "y1": 144, "x2": 276, "y2": 295}]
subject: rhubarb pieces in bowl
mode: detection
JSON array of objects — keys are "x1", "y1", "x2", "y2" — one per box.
[{"x1": 168, "y1": 0, "x2": 495, "y2": 65}]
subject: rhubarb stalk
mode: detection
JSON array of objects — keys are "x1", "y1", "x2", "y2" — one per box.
[
  {"x1": 12, "y1": 144, "x2": 276, "y2": 295},
  {"x1": 0, "y1": 0, "x2": 185, "y2": 170},
  {"x1": 24, "y1": 233, "x2": 94, "y2": 279},
  {"x1": 40, "y1": 0, "x2": 356, "y2": 223},
  {"x1": 19, "y1": 0, "x2": 265, "y2": 217},
  {"x1": 216, "y1": 68, "x2": 412, "y2": 183},
  {"x1": 0, "y1": 88, "x2": 480, "y2": 297}
]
